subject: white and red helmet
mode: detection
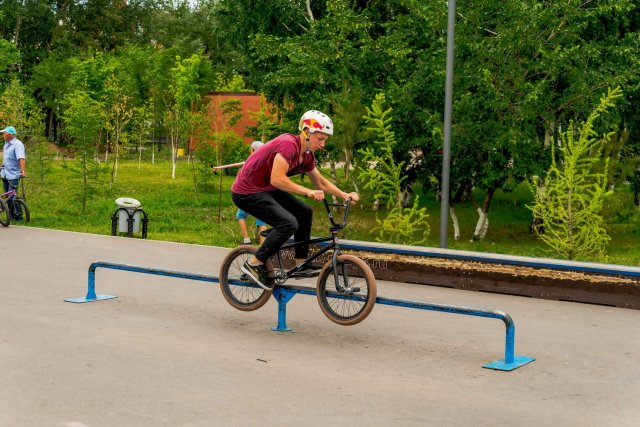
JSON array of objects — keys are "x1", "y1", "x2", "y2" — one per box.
[{"x1": 298, "y1": 110, "x2": 333, "y2": 136}]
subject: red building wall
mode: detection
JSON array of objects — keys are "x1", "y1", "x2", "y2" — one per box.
[{"x1": 204, "y1": 92, "x2": 267, "y2": 144}]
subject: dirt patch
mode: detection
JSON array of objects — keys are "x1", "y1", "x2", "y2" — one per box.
[
  {"x1": 276, "y1": 244, "x2": 640, "y2": 309},
  {"x1": 346, "y1": 251, "x2": 640, "y2": 286}
]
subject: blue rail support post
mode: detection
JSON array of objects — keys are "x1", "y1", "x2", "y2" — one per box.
[{"x1": 271, "y1": 287, "x2": 296, "y2": 332}]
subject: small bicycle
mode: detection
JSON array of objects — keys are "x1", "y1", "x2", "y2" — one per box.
[
  {"x1": 219, "y1": 198, "x2": 377, "y2": 326},
  {"x1": 0, "y1": 185, "x2": 30, "y2": 227}
]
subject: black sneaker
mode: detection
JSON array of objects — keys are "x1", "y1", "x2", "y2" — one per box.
[{"x1": 241, "y1": 261, "x2": 272, "y2": 290}]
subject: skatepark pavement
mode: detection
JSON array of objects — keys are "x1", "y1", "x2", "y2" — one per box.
[{"x1": 1, "y1": 226, "x2": 639, "y2": 426}]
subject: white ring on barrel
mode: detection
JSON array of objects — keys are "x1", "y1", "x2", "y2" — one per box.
[{"x1": 115, "y1": 197, "x2": 141, "y2": 208}]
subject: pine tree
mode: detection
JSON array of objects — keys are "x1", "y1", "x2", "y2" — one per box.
[
  {"x1": 528, "y1": 87, "x2": 623, "y2": 260},
  {"x1": 358, "y1": 93, "x2": 430, "y2": 245}
]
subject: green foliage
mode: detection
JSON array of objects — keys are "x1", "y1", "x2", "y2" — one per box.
[
  {"x1": 0, "y1": 38, "x2": 19, "y2": 84},
  {"x1": 246, "y1": 100, "x2": 285, "y2": 142},
  {"x1": 374, "y1": 196, "x2": 430, "y2": 245},
  {"x1": 358, "y1": 93, "x2": 405, "y2": 208},
  {"x1": 218, "y1": 75, "x2": 252, "y2": 92},
  {"x1": 528, "y1": 87, "x2": 624, "y2": 261},
  {"x1": 61, "y1": 90, "x2": 108, "y2": 213},
  {"x1": 196, "y1": 131, "x2": 245, "y2": 183},
  {"x1": 330, "y1": 87, "x2": 366, "y2": 181},
  {"x1": 0, "y1": 78, "x2": 26, "y2": 129}
]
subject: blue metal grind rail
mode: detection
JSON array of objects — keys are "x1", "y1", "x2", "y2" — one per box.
[{"x1": 65, "y1": 261, "x2": 535, "y2": 371}]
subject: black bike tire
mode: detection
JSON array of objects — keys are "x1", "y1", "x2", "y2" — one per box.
[
  {"x1": 14, "y1": 199, "x2": 30, "y2": 223},
  {"x1": 316, "y1": 254, "x2": 377, "y2": 326},
  {"x1": 0, "y1": 198, "x2": 9, "y2": 227},
  {"x1": 219, "y1": 245, "x2": 272, "y2": 311}
]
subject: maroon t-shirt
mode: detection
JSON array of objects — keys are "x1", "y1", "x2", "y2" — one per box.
[{"x1": 231, "y1": 133, "x2": 316, "y2": 194}]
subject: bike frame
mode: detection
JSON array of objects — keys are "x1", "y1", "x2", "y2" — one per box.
[
  {"x1": 272, "y1": 199, "x2": 352, "y2": 288},
  {"x1": 0, "y1": 188, "x2": 18, "y2": 199}
]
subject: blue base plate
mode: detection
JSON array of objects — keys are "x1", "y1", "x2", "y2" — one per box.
[
  {"x1": 64, "y1": 294, "x2": 118, "y2": 304},
  {"x1": 483, "y1": 355, "x2": 535, "y2": 371}
]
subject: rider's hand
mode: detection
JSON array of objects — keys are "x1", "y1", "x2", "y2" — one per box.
[
  {"x1": 345, "y1": 192, "x2": 359, "y2": 204},
  {"x1": 306, "y1": 190, "x2": 325, "y2": 201}
]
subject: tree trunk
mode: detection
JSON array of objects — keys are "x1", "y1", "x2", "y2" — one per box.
[
  {"x1": 104, "y1": 132, "x2": 109, "y2": 163},
  {"x1": 306, "y1": 0, "x2": 314, "y2": 21},
  {"x1": 171, "y1": 138, "x2": 177, "y2": 179},
  {"x1": 471, "y1": 188, "x2": 495, "y2": 240},
  {"x1": 330, "y1": 160, "x2": 338, "y2": 204},
  {"x1": 472, "y1": 207, "x2": 489, "y2": 241},
  {"x1": 114, "y1": 143, "x2": 119, "y2": 181},
  {"x1": 138, "y1": 135, "x2": 143, "y2": 171},
  {"x1": 400, "y1": 189, "x2": 411, "y2": 208},
  {"x1": 544, "y1": 122, "x2": 555, "y2": 148},
  {"x1": 343, "y1": 148, "x2": 351, "y2": 181},
  {"x1": 449, "y1": 206, "x2": 461, "y2": 240}
]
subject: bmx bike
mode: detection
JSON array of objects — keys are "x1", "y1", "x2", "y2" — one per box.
[
  {"x1": 0, "y1": 182, "x2": 30, "y2": 227},
  {"x1": 219, "y1": 198, "x2": 377, "y2": 326}
]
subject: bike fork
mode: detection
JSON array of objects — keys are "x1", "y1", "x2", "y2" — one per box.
[{"x1": 331, "y1": 241, "x2": 349, "y2": 292}]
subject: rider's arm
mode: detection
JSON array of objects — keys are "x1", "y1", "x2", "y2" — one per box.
[
  {"x1": 270, "y1": 154, "x2": 316, "y2": 197},
  {"x1": 307, "y1": 168, "x2": 359, "y2": 203},
  {"x1": 19, "y1": 159, "x2": 26, "y2": 177}
]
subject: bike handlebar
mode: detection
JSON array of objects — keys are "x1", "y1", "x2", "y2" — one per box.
[{"x1": 323, "y1": 197, "x2": 352, "y2": 231}]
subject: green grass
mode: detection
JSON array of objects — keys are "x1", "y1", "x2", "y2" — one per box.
[{"x1": 19, "y1": 157, "x2": 640, "y2": 266}]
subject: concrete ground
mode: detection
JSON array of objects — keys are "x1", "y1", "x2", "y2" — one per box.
[{"x1": 1, "y1": 226, "x2": 639, "y2": 427}]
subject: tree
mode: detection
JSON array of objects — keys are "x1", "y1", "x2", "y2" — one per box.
[
  {"x1": 103, "y1": 73, "x2": 134, "y2": 183},
  {"x1": 246, "y1": 99, "x2": 284, "y2": 143},
  {"x1": 61, "y1": 90, "x2": 107, "y2": 213},
  {"x1": 0, "y1": 78, "x2": 27, "y2": 129},
  {"x1": 130, "y1": 102, "x2": 153, "y2": 171},
  {"x1": 23, "y1": 103, "x2": 51, "y2": 186},
  {"x1": 0, "y1": 37, "x2": 20, "y2": 85},
  {"x1": 330, "y1": 86, "x2": 366, "y2": 181},
  {"x1": 358, "y1": 93, "x2": 430, "y2": 245},
  {"x1": 528, "y1": 87, "x2": 623, "y2": 261},
  {"x1": 166, "y1": 52, "x2": 216, "y2": 179}
]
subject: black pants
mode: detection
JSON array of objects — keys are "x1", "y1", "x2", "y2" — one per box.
[{"x1": 232, "y1": 190, "x2": 312, "y2": 263}]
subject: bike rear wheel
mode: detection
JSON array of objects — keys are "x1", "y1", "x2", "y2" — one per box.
[
  {"x1": 219, "y1": 245, "x2": 272, "y2": 311},
  {"x1": 13, "y1": 198, "x2": 30, "y2": 223},
  {"x1": 316, "y1": 255, "x2": 377, "y2": 326},
  {"x1": 0, "y1": 198, "x2": 9, "y2": 227}
]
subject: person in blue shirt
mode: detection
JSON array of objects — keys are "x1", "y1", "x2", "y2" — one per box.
[
  {"x1": 237, "y1": 141, "x2": 268, "y2": 244},
  {"x1": 1, "y1": 126, "x2": 27, "y2": 221}
]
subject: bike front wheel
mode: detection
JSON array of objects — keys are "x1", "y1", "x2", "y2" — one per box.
[
  {"x1": 0, "y1": 198, "x2": 9, "y2": 227},
  {"x1": 13, "y1": 198, "x2": 30, "y2": 223},
  {"x1": 316, "y1": 255, "x2": 377, "y2": 326},
  {"x1": 219, "y1": 245, "x2": 272, "y2": 311}
]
